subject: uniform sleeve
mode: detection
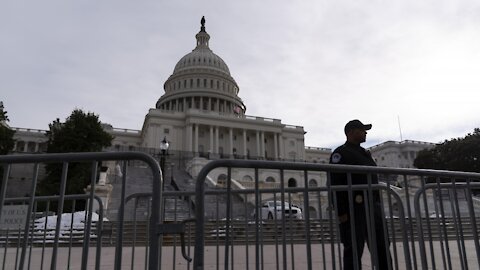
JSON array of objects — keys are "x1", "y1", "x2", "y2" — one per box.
[{"x1": 329, "y1": 151, "x2": 349, "y2": 216}]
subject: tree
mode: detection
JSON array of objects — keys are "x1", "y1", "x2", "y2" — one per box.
[
  {"x1": 37, "y1": 109, "x2": 113, "y2": 210},
  {"x1": 414, "y1": 128, "x2": 480, "y2": 173},
  {"x1": 0, "y1": 101, "x2": 15, "y2": 155},
  {"x1": 0, "y1": 102, "x2": 15, "y2": 187}
]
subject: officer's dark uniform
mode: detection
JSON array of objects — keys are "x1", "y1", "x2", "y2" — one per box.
[{"x1": 330, "y1": 141, "x2": 390, "y2": 270}]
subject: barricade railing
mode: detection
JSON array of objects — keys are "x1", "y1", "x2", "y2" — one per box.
[
  {"x1": 3, "y1": 154, "x2": 480, "y2": 269},
  {"x1": 193, "y1": 159, "x2": 480, "y2": 270},
  {"x1": 0, "y1": 152, "x2": 165, "y2": 270}
]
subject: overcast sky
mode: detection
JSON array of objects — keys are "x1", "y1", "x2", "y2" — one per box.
[{"x1": 1, "y1": 0, "x2": 479, "y2": 149}]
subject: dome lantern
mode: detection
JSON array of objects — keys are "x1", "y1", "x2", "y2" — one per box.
[{"x1": 196, "y1": 16, "x2": 210, "y2": 49}]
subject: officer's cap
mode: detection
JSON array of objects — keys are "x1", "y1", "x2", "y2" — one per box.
[{"x1": 344, "y1": 119, "x2": 372, "y2": 134}]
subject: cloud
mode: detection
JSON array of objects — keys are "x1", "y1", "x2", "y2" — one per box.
[{"x1": 1, "y1": 0, "x2": 479, "y2": 150}]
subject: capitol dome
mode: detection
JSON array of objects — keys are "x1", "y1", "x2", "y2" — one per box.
[
  {"x1": 173, "y1": 44, "x2": 231, "y2": 76},
  {"x1": 156, "y1": 17, "x2": 246, "y2": 115}
]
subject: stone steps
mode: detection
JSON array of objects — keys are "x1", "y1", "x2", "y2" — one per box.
[{"x1": 106, "y1": 165, "x2": 193, "y2": 222}]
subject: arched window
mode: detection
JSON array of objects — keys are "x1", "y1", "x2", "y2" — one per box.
[
  {"x1": 288, "y1": 178, "x2": 297, "y2": 187},
  {"x1": 309, "y1": 179, "x2": 318, "y2": 187},
  {"x1": 266, "y1": 176, "x2": 275, "y2": 183},
  {"x1": 242, "y1": 175, "x2": 253, "y2": 182}
]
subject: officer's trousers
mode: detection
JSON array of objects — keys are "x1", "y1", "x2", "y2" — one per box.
[{"x1": 339, "y1": 203, "x2": 391, "y2": 270}]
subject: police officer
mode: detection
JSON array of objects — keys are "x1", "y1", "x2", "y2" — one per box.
[{"x1": 330, "y1": 119, "x2": 390, "y2": 270}]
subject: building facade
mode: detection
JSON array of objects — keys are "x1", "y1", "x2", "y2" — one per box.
[{"x1": 369, "y1": 140, "x2": 436, "y2": 169}]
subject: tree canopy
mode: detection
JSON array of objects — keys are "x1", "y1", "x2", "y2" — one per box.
[
  {"x1": 45, "y1": 109, "x2": 113, "y2": 154},
  {"x1": 37, "y1": 109, "x2": 113, "y2": 209},
  {"x1": 0, "y1": 101, "x2": 15, "y2": 155},
  {"x1": 0, "y1": 102, "x2": 15, "y2": 189},
  {"x1": 414, "y1": 128, "x2": 480, "y2": 173}
]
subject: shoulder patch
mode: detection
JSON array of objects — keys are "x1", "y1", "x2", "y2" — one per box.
[{"x1": 331, "y1": 153, "x2": 342, "y2": 164}]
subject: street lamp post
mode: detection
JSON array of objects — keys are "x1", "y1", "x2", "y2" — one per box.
[{"x1": 159, "y1": 137, "x2": 170, "y2": 190}]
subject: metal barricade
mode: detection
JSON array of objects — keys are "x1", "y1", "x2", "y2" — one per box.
[
  {"x1": 0, "y1": 152, "x2": 167, "y2": 270},
  {"x1": 3, "y1": 154, "x2": 480, "y2": 269},
  {"x1": 193, "y1": 159, "x2": 480, "y2": 270}
]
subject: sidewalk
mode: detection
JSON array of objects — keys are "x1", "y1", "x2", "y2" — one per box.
[{"x1": 2, "y1": 241, "x2": 478, "y2": 269}]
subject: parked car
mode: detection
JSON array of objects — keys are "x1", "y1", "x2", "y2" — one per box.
[{"x1": 253, "y1": 201, "x2": 303, "y2": 220}]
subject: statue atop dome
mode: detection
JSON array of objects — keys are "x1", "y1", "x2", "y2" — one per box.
[{"x1": 200, "y1": 16, "x2": 206, "y2": 32}]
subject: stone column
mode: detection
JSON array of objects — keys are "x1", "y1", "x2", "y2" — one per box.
[
  {"x1": 194, "y1": 124, "x2": 199, "y2": 154},
  {"x1": 260, "y1": 132, "x2": 265, "y2": 158},
  {"x1": 243, "y1": 129, "x2": 247, "y2": 159},
  {"x1": 274, "y1": 133, "x2": 278, "y2": 160},
  {"x1": 215, "y1": 126, "x2": 219, "y2": 154},
  {"x1": 187, "y1": 125, "x2": 193, "y2": 152},
  {"x1": 256, "y1": 131, "x2": 260, "y2": 158},
  {"x1": 229, "y1": 128, "x2": 233, "y2": 157},
  {"x1": 279, "y1": 135, "x2": 284, "y2": 159},
  {"x1": 209, "y1": 125, "x2": 214, "y2": 154}
]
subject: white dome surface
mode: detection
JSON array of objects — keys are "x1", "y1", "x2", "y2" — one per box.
[{"x1": 173, "y1": 48, "x2": 231, "y2": 75}]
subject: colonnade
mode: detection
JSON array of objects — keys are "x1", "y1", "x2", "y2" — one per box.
[
  {"x1": 158, "y1": 96, "x2": 243, "y2": 115},
  {"x1": 185, "y1": 123, "x2": 283, "y2": 159},
  {"x1": 13, "y1": 140, "x2": 46, "y2": 153}
]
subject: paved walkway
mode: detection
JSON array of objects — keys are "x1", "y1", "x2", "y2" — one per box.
[{"x1": 1, "y1": 241, "x2": 479, "y2": 269}]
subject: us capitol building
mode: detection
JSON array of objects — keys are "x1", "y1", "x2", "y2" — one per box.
[{"x1": 9, "y1": 18, "x2": 435, "y2": 218}]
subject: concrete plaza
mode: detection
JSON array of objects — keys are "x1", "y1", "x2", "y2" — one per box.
[{"x1": 1, "y1": 240, "x2": 479, "y2": 269}]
